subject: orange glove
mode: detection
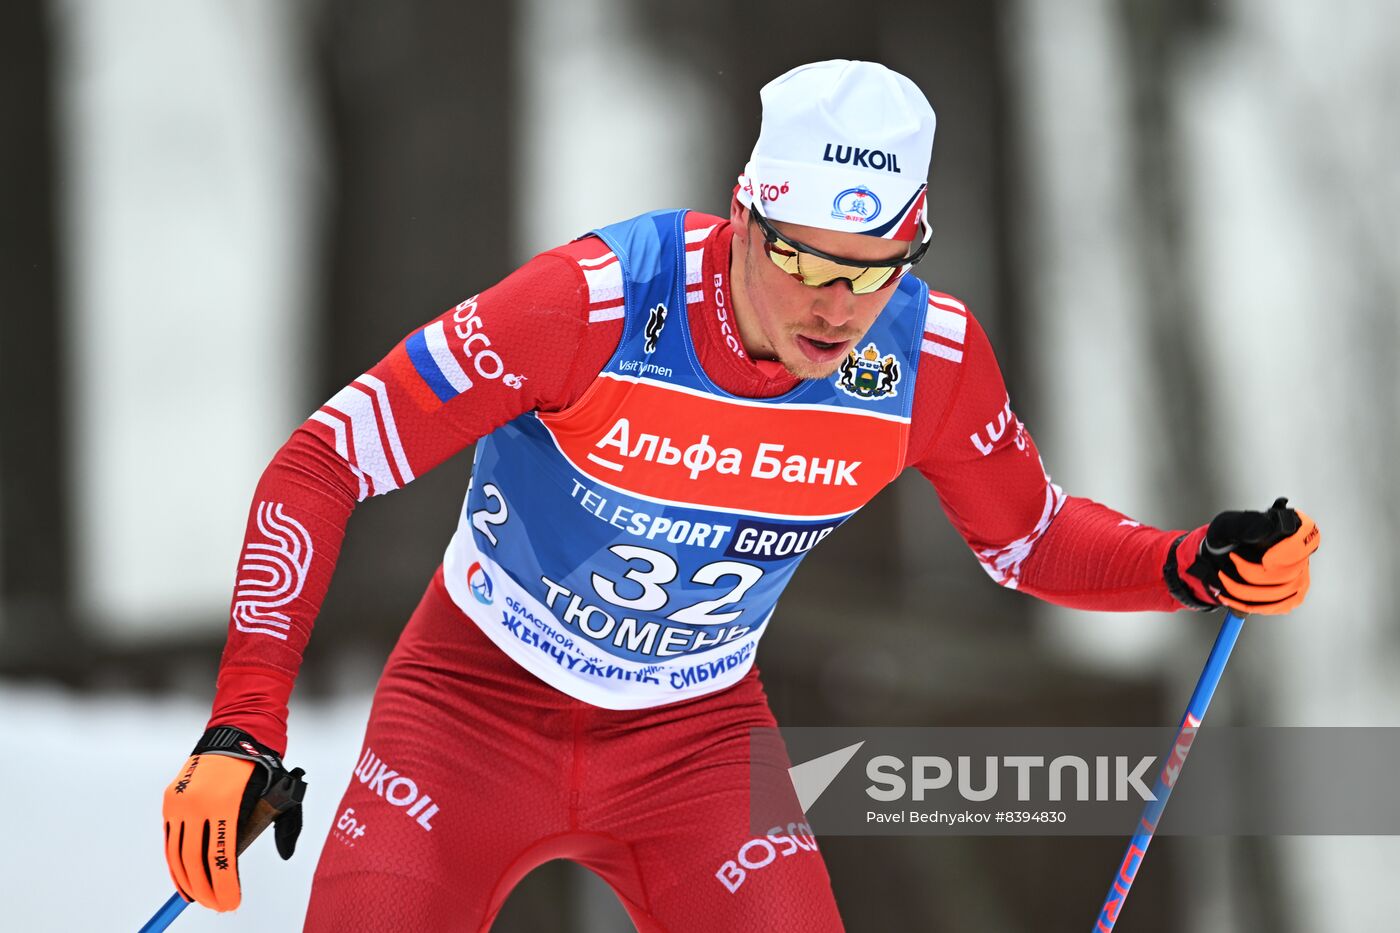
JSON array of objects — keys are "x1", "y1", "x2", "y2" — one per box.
[
  {"x1": 1171, "y1": 497, "x2": 1319, "y2": 614},
  {"x1": 163, "y1": 726, "x2": 306, "y2": 912}
]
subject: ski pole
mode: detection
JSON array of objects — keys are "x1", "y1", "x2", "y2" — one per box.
[
  {"x1": 137, "y1": 894, "x2": 187, "y2": 933},
  {"x1": 140, "y1": 769, "x2": 307, "y2": 932},
  {"x1": 1092, "y1": 608, "x2": 1247, "y2": 932}
]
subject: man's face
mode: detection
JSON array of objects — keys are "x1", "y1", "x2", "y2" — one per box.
[{"x1": 728, "y1": 200, "x2": 910, "y2": 380}]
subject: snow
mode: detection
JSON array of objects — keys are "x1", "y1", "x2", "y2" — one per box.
[{"x1": 0, "y1": 682, "x2": 372, "y2": 930}]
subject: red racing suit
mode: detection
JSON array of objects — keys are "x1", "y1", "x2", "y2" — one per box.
[{"x1": 206, "y1": 212, "x2": 1206, "y2": 931}]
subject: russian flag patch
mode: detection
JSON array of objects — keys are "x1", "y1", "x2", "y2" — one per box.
[{"x1": 406, "y1": 321, "x2": 471, "y2": 402}]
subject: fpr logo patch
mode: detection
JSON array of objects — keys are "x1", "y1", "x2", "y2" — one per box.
[{"x1": 830, "y1": 187, "x2": 882, "y2": 223}]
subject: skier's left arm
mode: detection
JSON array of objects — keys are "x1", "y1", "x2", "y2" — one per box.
[{"x1": 910, "y1": 310, "x2": 1318, "y2": 614}]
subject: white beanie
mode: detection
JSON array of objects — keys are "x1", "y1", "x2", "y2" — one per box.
[{"x1": 737, "y1": 60, "x2": 936, "y2": 240}]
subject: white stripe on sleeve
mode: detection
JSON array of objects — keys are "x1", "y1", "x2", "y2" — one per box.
[
  {"x1": 424, "y1": 321, "x2": 472, "y2": 394},
  {"x1": 324, "y1": 384, "x2": 398, "y2": 495},
  {"x1": 925, "y1": 306, "x2": 967, "y2": 345},
  {"x1": 309, "y1": 410, "x2": 369, "y2": 500},
  {"x1": 584, "y1": 263, "x2": 624, "y2": 305},
  {"x1": 576, "y1": 252, "x2": 617, "y2": 270},
  {"x1": 589, "y1": 305, "x2": 626, "y2": 323},
  {"x1": 355, "y1": 373, "x2": 415, "y2": 484},
  {"x1": 921, "y1": 339, "x2": 964, "y2": 363}
]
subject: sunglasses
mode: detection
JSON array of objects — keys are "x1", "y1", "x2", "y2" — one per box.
[{"x1": 750, "y1": 201, "x2": 932, "y2": 295}]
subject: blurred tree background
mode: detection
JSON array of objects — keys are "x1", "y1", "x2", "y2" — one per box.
[{"x1": 2, "y1": 0, "x2": 1395, "y2": 930}]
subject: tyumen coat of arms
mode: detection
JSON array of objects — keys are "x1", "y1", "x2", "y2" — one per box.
[{"x1": 837, "y1": 342, "x2": 901, "y2": 400}]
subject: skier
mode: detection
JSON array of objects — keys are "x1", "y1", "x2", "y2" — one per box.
[{"x1": 161, "y1": 60, "x2": 1319, "y2": 931}]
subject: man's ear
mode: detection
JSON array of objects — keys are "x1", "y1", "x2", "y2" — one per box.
[{"x1": 730, "y1": 193, "x2": 749, "y2": 245}]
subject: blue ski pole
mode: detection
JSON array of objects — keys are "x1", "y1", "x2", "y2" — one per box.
[
  {"x1": 1093, "y1": 609, "x2": 1247, "y2": 931},
  {"x1": 137, "y1": 894, "x2": 187, "y2": 933}
]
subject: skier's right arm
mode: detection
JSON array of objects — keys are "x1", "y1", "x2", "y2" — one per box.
[
  {"x1": 161, "y1": 241, "x2": 622, "y2": 911},
  {"x1": 211, "y1": 249, "x2": 614, "y2": 753}
]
